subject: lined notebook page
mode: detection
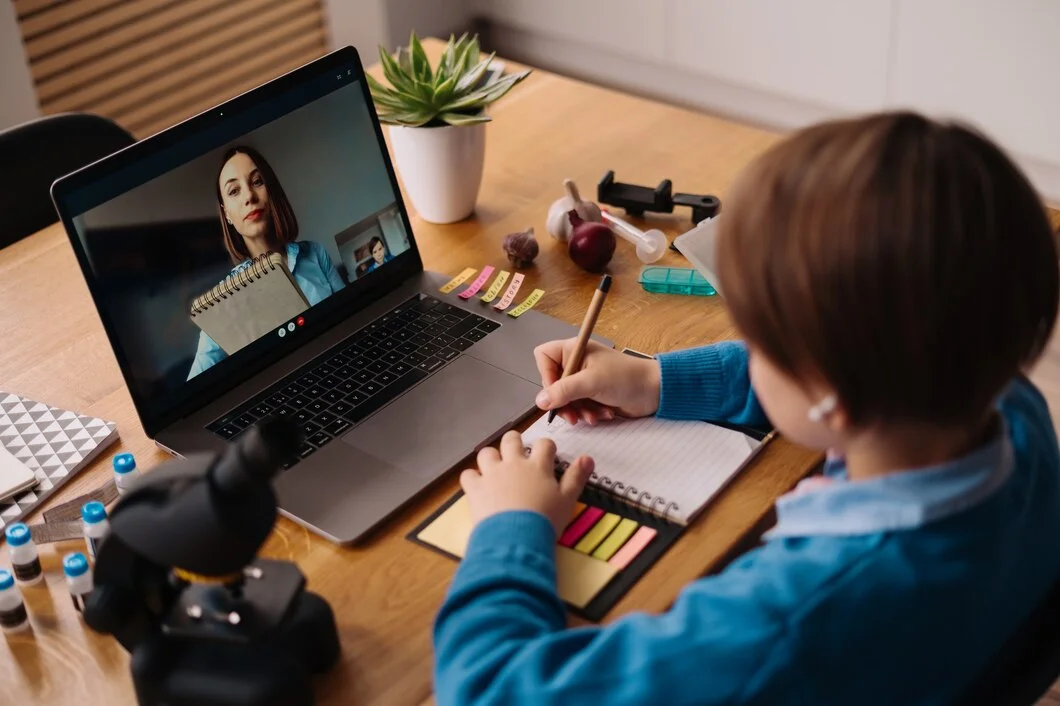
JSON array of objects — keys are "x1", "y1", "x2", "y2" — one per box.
[{"x1": 522, "y1": 415, "x2": 761, "y2": 524}]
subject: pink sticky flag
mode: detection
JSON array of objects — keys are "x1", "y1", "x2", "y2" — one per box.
[
  {"x1": 607, "y1": 525, "x2": 658, "y2": 569},
  {"x1": 558, "y1": 506, "x2": 605, "y2": 548},
  {"x1": 492, "y1": 273, "x2": 525, "y2": 311},
  {"x1": 458, "y1": 265, "x2": 495, "y2": 300}
]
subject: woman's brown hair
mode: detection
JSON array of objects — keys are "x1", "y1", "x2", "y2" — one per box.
[
  {"x1": 215, "y1": 145, "x2": 299, "y2": 265},
  {"x1": 717, "y1": 111, "x2": 1058, "y2": 427}
]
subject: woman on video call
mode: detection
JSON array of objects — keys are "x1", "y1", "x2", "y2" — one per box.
[{"x1": 187, "y1": 145, "x2": 346, "y2": 380}]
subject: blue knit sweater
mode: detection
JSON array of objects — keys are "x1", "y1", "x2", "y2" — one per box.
[{"x1": 433, "y1": 341, "x2": 1060, "y2": 705}]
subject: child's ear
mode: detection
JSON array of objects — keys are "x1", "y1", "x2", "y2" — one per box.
[{"x1": 826, "y1": 400, "x2": 852, "y2": 433}]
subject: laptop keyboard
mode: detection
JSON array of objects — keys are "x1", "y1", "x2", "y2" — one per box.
[{"x1": 205, "y1": 294, "x2": 500, "y2": 467}]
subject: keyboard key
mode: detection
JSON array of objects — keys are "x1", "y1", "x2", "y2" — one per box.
[
  {"x1": 348, "y1": 355, "x2": 371, "y2": 369},
  {"x1": 464, "y1": 328, "x2": 488, "y2": 342},
  {"x1": 234, "y1": 413, "x2": 257, "y2": 428},
  {"x1": 293, "y1": 409, "x2": 314, "y2": 424},
  {"x1": 302, "y1": 421, "x2": 321, "y2": 436},
  {"x1": 361, "y1": 381, "x2": 382, "y2": 395},
  {"x1": 406, "y1": 320, "x2": 426, "y2": 332},
  {"x1": 250, "y1": 403, "x2": 272, "y2": 418},
  {"x1": 265, "y1": 393, "x2": 288, "y2": 407},
  {"x1": 423, "y1": 323, "x2": 447, "y2": 336},
  {"x1": 288, "y1": 395, "x2": 310, "y2": 408},
  {"x1": 297, "y1": 372, "x2": 320, "y2": 387},
  {"x1": 398, "y1": 310, "x2": 421, "y2": 322},
  {"x1": 323, "y1": 390, "x2": 344, "y2": 404},
  {"x1": 420, "y1": 343, "x2": 441, "y2": 356},
  {"x1": 393, "y1": 329, "x2": 414, "y2": 341},
  {"x1": 405, "y1": 352, "x2": 426, "y2": 366},
  {"x1": 343, "y1": 341, "x2": 369, "y2": 355},
  {"x1": 433, "y1": 333, "x2": 456, "y2": 347},
  {"x1": 396, "y1": 341, "x2": 418, "y2": 355},
  {"x1": 363, "y1": 346, "x2": 385, "y2": 360},
  {"x1": 438, "y1": 347, "x2": 460, "y2": 361},
  {"x1": 380, "y1": 338, "x2": 400, "y2": 350},
  {"x1": 319, "y1": 375, "x2": 341, "y2": 389},
  {"x1": 476, "y1": 319, "x2": 501, "y2": 333},
  {"x1": 377, "y1": 371, "x2": 397, "y2": 385},
  {"x1": 324, "y1": 418, "x2": 352, "y2": 436},
  {"x1": 413, "y1": 297, "x2": 439, "y2": 312},
  {"x1": 307, "y1": 400, "x2": 328, "y2": 415},
  {"x1": 308, "y1": 431, "x2": 332, "y2": 447},
  {"x1": 391, "y1": 362, "x2": 411, "y2": 375},
  {"x1": 345, "y1": 391, "x2": 368, "y2": 406},
  {"x1": 314, "y1": 411, "x2": 336, "y2": 427},
  {"x1": 299, "y1": 443, "x2": 317, "y2": 459},
  {"x1": 410, "y1": 333, "x2": 433, "y2": 346},
  {"x1": 313, "y1": 363, "x2": 336, "y2": 377},
  {"x1": 215, "y1": 424, "x2": 241, "y2": 439},
  {"x1": 327, "y1": 353, "x2": 349, "y2": 367},
  {"x1": 281, "y1": 383, "x2": 305, "y2": 396},
  {"x1": 353, "y1": 370, "x2": 373, "y2": 384},
  {"x1": 447, "y1": 316, "x2": 481, "y2": 337},
  {"x1": 383, "y1": 319, "x2": 406, "y2": 333},
  {"x1": 417, "y1": 356, "x2": 446, "y2": 374},
  {"x1": 274, "y1": 405, "x2": 295, "y2": 418},
  {"x1": 304, "y1": 386, "x2": 325, "y2": 399},
  {"x1": 449, "y1": 337, "x2": 473, "y2": 351},
  {"x1": 434, "y1": 303, "x2": 468, "y2": 318},
  {"x1": 382, "y1": 350, "x2": 403, "y2": 364},
  {"x1": 420, "y1": 312, "x2": 442, "y2": 324},
  {"x1": 330, "y1": 400, "x2": 353, "y2": 416},
  {"x1": 334, "y1": 366, "x2": 355, "y2": 379},
  {"x1": 440, "y1": 315, "x2": 463, "y2": 328},
  {"x1": 367, "y1": 360, "x2": 389, "y2": 374},
  {"x1": 344, "y1": 369, "x2": 428, "y2": 423},
  {"x1": 339, "y1": 380, "x2": 360, "y2": 394}
]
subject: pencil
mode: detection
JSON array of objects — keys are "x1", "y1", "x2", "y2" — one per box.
[{"x1": 548, "y1": 274, "x2": 612, "y2": 424}]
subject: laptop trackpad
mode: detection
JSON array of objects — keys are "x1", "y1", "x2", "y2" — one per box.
[{"x1": 341, "y1": 355, "x2": 540, "y2": 478}]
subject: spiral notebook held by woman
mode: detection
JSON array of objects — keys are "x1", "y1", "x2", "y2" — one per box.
[
  {"x1": 189, "y1": 252, "x2": 310, "y2": 354},
  {"x1": 522, "y1": 414, "x2": 774, "y2": 525}
]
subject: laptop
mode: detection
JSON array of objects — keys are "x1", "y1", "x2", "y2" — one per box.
[{"x1": 50, "y1": 46, "x2": 584, "y2": 544}]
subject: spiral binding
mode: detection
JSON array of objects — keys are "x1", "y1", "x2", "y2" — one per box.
[
  {"x1": 553, "y1": 456, "x2": 679, "y2": 521},
  {"x1": 190, "y1": 251, "x2": 283, "y2": 315}
]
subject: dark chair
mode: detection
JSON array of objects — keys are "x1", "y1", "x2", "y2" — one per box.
[
  {"x1": 955, "y1": 580, "x2": 1060, "y2": 706},
  {"x1": 0, "y1": 112, "x2": 135, "y2": 248}
]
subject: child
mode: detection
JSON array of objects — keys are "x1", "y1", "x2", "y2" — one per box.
[{"x1": 433, "y1": 112, "x2": 1060, "y2": 705}]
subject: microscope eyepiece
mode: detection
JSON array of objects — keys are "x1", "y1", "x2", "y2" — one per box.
[{"x1": 212, "y1": 417, "x2": 302, "y2": 496}]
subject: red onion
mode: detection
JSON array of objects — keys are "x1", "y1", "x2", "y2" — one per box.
[{"x1": 567, "y1": 210, "x2": 615, "y2": 272}]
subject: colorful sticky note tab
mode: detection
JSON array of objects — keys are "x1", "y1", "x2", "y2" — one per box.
[
  {"x1": 574, "y1": 512, "x2": 621, "y2": 554},
  {"x1": 591, "y1": 518, "x2": 640, "y2": 561},
  {"x1": 493, "y1": 273, "x2": 526, "y2": 311},
  {"x1": 559, "y1": 506, "x2": 604, "y2": 547},
  {"x1": 607, "y1": 525, "x2": 658, "y2": 569},
  {"x1": 480, "y1": 270, "x2": 510, "y2": 303},
  {"x1": 507, "y1": 288, "x2": 545, "y2": 318},
  {"x1": 439, "y1": 268, "x2": 477, "y2": 294},
  {"x1": 570, "y1": 502, "x2": 586, "y2": 521},
  {"x1": 556, "y1": 546, "x2": 619, "y2": 609},
  {"x1": 458, "y1": 266, "x2": 495, "y2": 300}
]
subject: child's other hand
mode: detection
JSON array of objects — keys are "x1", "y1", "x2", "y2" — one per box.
[
  {"x1": 461, "y1": 430, "x2": 594, "y2": 536},
  {"x1": 534, "y1": 339, "x2": 661, "y2": 426}
]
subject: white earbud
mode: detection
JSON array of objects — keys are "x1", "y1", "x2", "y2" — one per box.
[{"x1": 807, "y1": 394, "x2": 837, "y2": 423}]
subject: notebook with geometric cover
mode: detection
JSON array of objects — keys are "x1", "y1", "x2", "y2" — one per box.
[{"x1": 0, "y1": 391, "x2": 119, "y2": 533}]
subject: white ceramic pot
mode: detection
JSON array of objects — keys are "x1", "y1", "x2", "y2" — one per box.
[{"x1": 388, "y1": 123, "x2": 486, "y2": 224}]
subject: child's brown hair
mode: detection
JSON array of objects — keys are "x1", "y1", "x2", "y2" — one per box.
[{"x1": 717, "y1": 111, "x2": 1058, "y2": 427}]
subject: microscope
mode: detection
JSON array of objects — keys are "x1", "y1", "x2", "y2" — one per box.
[{"x1": 83, "y1": 417, "x2": 341, "y2": 706}]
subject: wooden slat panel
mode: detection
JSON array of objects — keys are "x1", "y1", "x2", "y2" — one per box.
[
  {"x1": 20, "y1": 0, "x2": 127, "y2": 39},
  {"x1": 30, "y1": 0, "x2": 236, "y2": 81},
  {"x1": 36, "y1": 0, "x2": 315, "y2": 104},
  {"x1": 14, "y1": 0, "x2": 64, "y2": 18},
  {"x1": 42, "y1": 0, "x2": 322, "y2": 114},
  {"x1": 123, "y1": 36, "x2": 327, "y2": 137},
  {"x1": 24, "y1": 0, "x2": 183, "y2": 62}
]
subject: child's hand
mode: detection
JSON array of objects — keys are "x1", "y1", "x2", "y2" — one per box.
[
  {"x1": 534, "y1": 339, "x2": 662, "y2": 426},
  {"x1": 460, "y1": 430, "x2": 595, "y2": 536}
]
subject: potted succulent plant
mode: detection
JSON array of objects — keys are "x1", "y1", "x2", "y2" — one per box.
[{"x1": 367, "y1": 32, "x2": 530, "y2": 224}]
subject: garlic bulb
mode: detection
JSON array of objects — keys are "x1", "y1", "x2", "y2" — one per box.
[
  {"x1": 503, "y1": 226, "x2": 539, "y2": 267},
  {"x1": 546, "y1": 179, "x2": 603, "y2": 242}
]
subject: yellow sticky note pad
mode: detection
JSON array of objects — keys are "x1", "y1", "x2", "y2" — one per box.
[
  {"x1": 480, "y1": 270, "x2": 510, "y2": 303},
  {"x1": 415, "y1": 495, "x2": 619, "y2": 609},
  {"x1": 574, "y1": 512, "x2": 621, "y2": 554},
  {"x1": 507, "y1": 288, "x2": 545, "y2": 318},
  {"x1": 439, "y1": 268, "x2": 477, "y2": 294},
  {"x1": 592, "y1": 518, "x2": 639, "y2": 561}
]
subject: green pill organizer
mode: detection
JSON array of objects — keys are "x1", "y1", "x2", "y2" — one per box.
[{"x1": 638, "y1": 266, "x2": 717, "y2": 296}]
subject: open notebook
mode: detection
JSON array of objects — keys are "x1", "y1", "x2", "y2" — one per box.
[
  {"x1": 522, "y1": 413, "x2": 771, "y2": 526},
  {"x1": 189, "y1": 251, "x2": 310, "y2": 354}
]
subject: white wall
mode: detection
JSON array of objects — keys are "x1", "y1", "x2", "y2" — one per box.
[
  {"x1": 0, "y1": 1, "x2": 40, "y2": 129},
  {"x1": 322, "y1": 0, "x2": 470, "y2": 54},
  {"x1": 474, "y1": 0, "x2": 1060, "y2": 204}
]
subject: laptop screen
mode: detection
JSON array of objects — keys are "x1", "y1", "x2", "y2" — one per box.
[{"x1": 54, "y1": 51, "x2": 420, "y2": 432}]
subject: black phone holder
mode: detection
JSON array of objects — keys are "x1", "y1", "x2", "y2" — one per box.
[
  {"x1": 597, "y1": 170, "x2": 721, "y2": 224},
  {"x1": 83, "y1": 418, "x2": 341, "y2": 706}
]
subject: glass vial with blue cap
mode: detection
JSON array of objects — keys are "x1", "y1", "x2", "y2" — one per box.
[
  {"x1": 112, "y1": 452, "x2": 139, "y2": 495},
  {"x1": 5, "y1": 522, "x2": 42, "y2": 585},
  {"x1": 63, "y1": 552, "x2": 92, "y2": 614},
  {"x1": 0, "y1": 568, "x2": 29, "y2": 632},
  {"x1": 81, "y1": 501, "x2": 109, "y2": 561}
]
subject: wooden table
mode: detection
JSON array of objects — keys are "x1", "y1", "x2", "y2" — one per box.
[{"x1": 0, "y1": 40, "x2": 821, "y2": 705}]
